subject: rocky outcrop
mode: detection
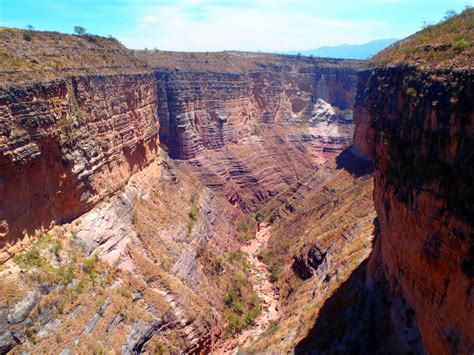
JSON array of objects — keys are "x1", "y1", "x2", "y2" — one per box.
[
  {"x1": 121, "y1": 319, "x2": 166, "y2": 355},
  {"x1": 292, "y1": 243, "x2": 329, "y2": 280},
  {"x1": 0, "y1": 328, "x2": 17, "y2": 354},
  {"x1": 7, "y1": 290, "x2": 41, "y2": 325},
  {"x1": 352, "y1": 70, "x2": 375, "y2": 160},
  {"x1": 0, "y1": 73, "x2": 160, "y2": 261},
  {"x1": 84, "y1": 298, "x2": 110, "y2": 334},
  {"x1": 356, "y1": 66, "x2": 473, "y2": 353},
  {"x1": 155, "y1": 65, "x2": 359, "y2": 160}
]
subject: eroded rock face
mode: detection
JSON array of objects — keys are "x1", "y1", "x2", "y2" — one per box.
[
  {"x1": 292, "y1": 243, "x2": 329, "y2": 280},
  {"x1": 0, "y1": 73, "x2": 160, "y2": 261},
  {"x1": 155, "y1": 66, "x2": 359, "y2": 160},
  {"x1": 7, "y1": 290, "x2": 41, "y2": 325},
  {"x1": 0, "y1": 58, "x2": 361, "y2": 260},
  {"x1": 308, "y1": 98, "x2": 336, "y2": 123},
  {"x1": 359, "y1": 67, "x2": 474, "y2": 353},
  {"x1": 352, "y1": 70, "x2": 375, "y2": 160},
  {"x1": 0, "y1": 328, "x2": 17, "y2": 354}
]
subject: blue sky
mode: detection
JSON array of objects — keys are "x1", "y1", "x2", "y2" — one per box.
[{"x1": 0, "y1": 0, "x2": 472, "y2": 51}]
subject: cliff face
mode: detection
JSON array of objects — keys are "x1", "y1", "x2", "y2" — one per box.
[
  {"x1": 352, "y1": 70, "x2": 375, "y2": 159},
  {"x1": 0, "y1": 73, "x2": 159, "y2": 261},
  {"x1": 155, "y1": 66, "x2": 358, "y2": 160},
  {"x1": 358, "y1": 66, "x2": 473, "y2": 353},
  {"x1": 0, "y1": 60, "x2": 360, "y2": 258}
]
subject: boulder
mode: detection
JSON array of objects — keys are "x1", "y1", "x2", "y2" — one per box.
[
  {"x1": 7, "y1": 290, "x2": 41, "y2": 325},
  {"x1": 292, "y1": 244, "x2": 330, "y2": 280},
  {"x1": 121, "y1": 319, "x2": 165, "y2": 354},
  {"x1": 0, "y1": 328, "x2": 17, "y2": 354}
]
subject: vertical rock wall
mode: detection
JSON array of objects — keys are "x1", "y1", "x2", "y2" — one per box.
[
  {"x1": 155, "y1": 66, "x2": 359, "y2": 159},
  {"x1": 355, "y1": 66, "x2": 473, "y2": 353},
  {"x1": 0, "y1": 73, "x2": 160, "y2": 261}
]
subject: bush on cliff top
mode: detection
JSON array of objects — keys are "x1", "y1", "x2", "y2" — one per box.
[{"x1": 372, "y1": 8, "x2": 473, "y2": 67}]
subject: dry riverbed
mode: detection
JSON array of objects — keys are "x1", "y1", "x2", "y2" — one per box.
[{"x1": 212, "y1": 222, "x2": 280, "y2": 354}]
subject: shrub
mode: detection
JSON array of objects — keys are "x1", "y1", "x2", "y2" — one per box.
[
  {"x1": 406, "y1": 87, "x2": 417, "y2": 98},
  {"x1": 58, "y1": 265, "x2": 75, "y2": 286},
  {"x1": 265, "y1": 320, "x2": 279, "y2": 336},
  {"x1": 187, "y1": 196, "x2": 199, "y2": 235},
  {"x1": 244, "y1": 304, "x2": 262, "y2": 325},
  {"x1": 22, "y1": 33, "x2": 32, "y2": 42},
  {"x1": 14, "y1": 248, "x2": 47, "y2": 269},
  {"x1": 452, "y1": 38, "x2": 469, "y2": 53},
  {"x1": 228, "y1": 251, "x2": 245, "y2": 262},
  {"x1": 224, "y1": 310, "x2": 245, "y2": 334},
  {"x1": 50, "y1": 239, "x2": 63, "y2": 256},
  {"x1": 83, "y1": 254, "x2": 99, "y2": 284},
  {"x1": 85, "y1": 34, "x2": 98, "y2": 43},
  {"x1": 269, "y1": 262, "x2": 283, "y2": 282},
  {"x1": 224, "y1": 290, "x2": 237, "y2": 307}
]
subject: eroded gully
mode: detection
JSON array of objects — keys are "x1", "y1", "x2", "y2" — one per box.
[{"x1": 211, "y1": 222, "x2": 281, "y2": 354}]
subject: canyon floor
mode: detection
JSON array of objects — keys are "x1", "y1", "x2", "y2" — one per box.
[{"x1": 0, "y1": 138, "x2": 380, "y2": 354}]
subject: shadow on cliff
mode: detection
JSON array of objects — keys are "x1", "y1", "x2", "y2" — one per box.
[
  {"x1": 294, "y1": 226, "x2": 385, "y2": 354},
  {"x1": 295, "y1": 259, "x2": 372, "y2": 354},
  {"x1": 335, "y1": 146, "x2": 373, "y2": 177},
  {"x1": 294, "y1": 220, "x2": 423, "y2": 355}
]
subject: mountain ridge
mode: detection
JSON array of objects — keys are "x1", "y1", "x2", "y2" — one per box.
[{"x1": 286, "y1": 38, "x2": 398, "y2": 59}]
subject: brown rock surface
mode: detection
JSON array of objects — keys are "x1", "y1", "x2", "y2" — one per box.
[
  {"x1": 246, "y1": 149, "x2": 378, "y2": 352},
  {"x1": 0, "y1": 73, "x2": 159, "y2": 261},
  {"x1": 360, "y1": 66, "x2": 473, "y2": 353},
  {"x1": 156, "y1": 66, "x2": 359, "y2": 160},
  {"x1": 0, "y1": 26, "x2": 371, "y2": 354}
]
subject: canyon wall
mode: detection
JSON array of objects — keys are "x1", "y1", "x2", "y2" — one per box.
[
  {"x1": 155, "y1": 66, "x2": 358, "y2": 159},
  {"x1": 0, "y1": 61, "x2": 360, "y2": 259},
  {"x1": 0, "y1": 73, "x2": 160, "y2": 261},
  {"x1": 356, "y1": 66, "x2": 473, "y2": 353}
]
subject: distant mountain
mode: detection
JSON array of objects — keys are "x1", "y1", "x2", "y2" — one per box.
[{"x1": 286, "y1": 38, "x2": 398, "y2": 60}]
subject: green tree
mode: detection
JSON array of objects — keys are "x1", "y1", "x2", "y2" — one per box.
[
  {"x1": 443, "y1": 10, "x2": 456, "y2": 21},
  {"x1": 74, "y1": 26, "x2": 86, "y2": 35}
]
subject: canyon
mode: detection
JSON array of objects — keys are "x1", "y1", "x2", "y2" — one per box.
[{"x1": 0, "y1": 9, "x2": 473, "y2": 354}]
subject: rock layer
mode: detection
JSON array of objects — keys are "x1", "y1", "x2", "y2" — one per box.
[
  {"x1": 357, "y1": 66, "x2": 473, "y2": 353},
  {"x1": 0, "y1": 73, "x2": 159, "y2": 261},
  {"x1": 155, "y1": 66, "x2": 358, "y2": 160},
  {"x1": 1, "y1": 58, "x2": 361, "y2": 259}
]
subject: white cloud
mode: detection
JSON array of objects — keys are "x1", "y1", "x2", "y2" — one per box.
[
  {"x1": 139, "y1": 15, "x2": 159, "y2": 28},
  {"x1": 119, "y1": 1, "x2": 391, "y2": 51}
]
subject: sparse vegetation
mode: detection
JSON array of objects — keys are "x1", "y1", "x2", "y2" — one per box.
[
  {"x1": 236, "y1": 216, "x2": 255, "y2": 242},
  {"x1": 372, "y1": 8, "x2": 473, "y2": 67},
  {"x1": 22, "y1": 32, "x2": 32, "y2": 41},
  {"x1": 223, "y1": 272, "x2": 262, "y2": 334},
  {"x1": 13, "y1": 247, "x2": 49, "y2": 270},
  {"x1": 187, "y1": 193, "x2": 199, "y2": 235},
  {"x1": 453, "y1": 38, "x2": 469, "y2": 53},
  {"x1": 269, "y1": 261, "x2": 283, "y2": 282},
  {"x1": 406, "y1": 87, "x2": 417, "y2": 98}
]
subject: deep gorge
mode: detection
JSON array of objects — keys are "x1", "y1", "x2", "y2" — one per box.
[{"x1": 0, "y1": 11, "x2": 473, "y2": 353}]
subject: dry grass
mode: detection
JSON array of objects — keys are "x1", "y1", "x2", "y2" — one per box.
[
  {"x1": 371, "y1": 8, "x2": 474, "y2": 68},
  {"x1": 0, "y1": 224, "x2": 157, "y2": 354},
  {"x1": 135, "y1": 49, "x2": 364, "y2": 73},
  {"x1": 0, "y1": 26, "x2": 364, "y2": 86},
  {"x1": 0, "y1": 27, "x2": 150, "y2": 85},
  {"x1": 247, "y1": 157, "x2": 376, "y2": 352}
]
